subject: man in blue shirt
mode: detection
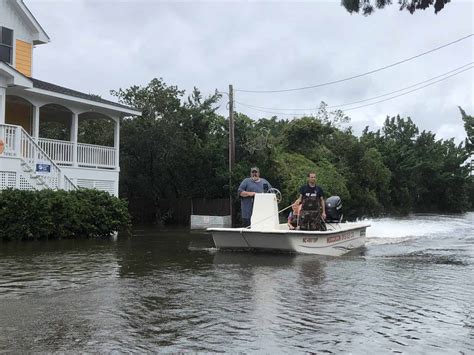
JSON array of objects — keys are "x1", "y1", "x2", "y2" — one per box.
[{"x1": 238, "y1": 167, "x2": 272, "y2": 227}]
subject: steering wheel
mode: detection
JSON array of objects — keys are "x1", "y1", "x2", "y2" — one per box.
[{"x1": 267, "y1": 188, "x2": 282, "y2": 203}]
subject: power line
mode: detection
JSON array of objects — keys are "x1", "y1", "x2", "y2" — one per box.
[
  {"x1": 234, "y1": 34, "x2": 473, "y2": 93},
  {"x1": 234, "y1": 104, "x2": 310, "y2": 117},
  {"x1": 329, "y1": 63, "x2": 474, "y2": 109},
  {"x1": 342, "y1": 66, "x2": 473, "y2": 112},
  {"x1": 235, "y1": 66, "x2": 473, "y2": 116},
  {"x1": 234, "y1": 62, "x2": 474, "y2": 112}
]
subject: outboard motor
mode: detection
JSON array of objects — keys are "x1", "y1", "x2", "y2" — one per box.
[{"x1": 325, "y1": 196, "x2": 343, "y2": 223}]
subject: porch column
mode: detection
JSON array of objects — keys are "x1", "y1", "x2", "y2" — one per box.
[
  {"x1": 114, "y1": 117, "x2": 120, "y2": 169},
  {"x1": 71, "y1": 112, "x2": 78, "y2": 167},
  {"x1": 32, "y1": 104, "x2": 40, "y2": 142},
  {"x1": 0, "y1": 85, "x2": 6, "y2": 124}
]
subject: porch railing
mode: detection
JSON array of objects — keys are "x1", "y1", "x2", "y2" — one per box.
[
  {"x1": 38, "y1": 138, "x2": 74, "y2": 165},
  {"x1": 0, "y1": 124, "x2": 76, "y2": 191},
  {"x1": 38, "y1": 138, "x2": 117, "y2": 169},
  {"x1": 77, "y1": 142, "x2": 116, "y2": 169}
]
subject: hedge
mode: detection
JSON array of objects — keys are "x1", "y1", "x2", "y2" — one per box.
[{"x1": 0, "y1": 188, "x2": 131, "y2": 241}]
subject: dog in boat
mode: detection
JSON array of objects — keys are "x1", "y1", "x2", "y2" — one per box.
[{"x1": 298, "y1": 196, "x2": 327, "y2": 231}]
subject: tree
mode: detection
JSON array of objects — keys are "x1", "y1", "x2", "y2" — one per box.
[
  {"x1": 273, "y1": 153, "x2": 350, "y2": 213},
  {"x1": 283, "y1": 116, "x2": 335, "y2": 157},
  {"x1": 341, "y1": 0, "x2": 450, "y2": 15},
  {"x1": 77, "y1": 116, "x2": 114, "y2": 146},
  {"x1": 361, "y1": 116, "x2": 419, "y2": 211},
  {"x1": 438, "y1": 138, "x2": 471, "y2": 212},
  {"x1": 39, "y1": 121, "x2": 70, "y2": 141},
  {"x1": 459, "y1": 107, "x2": 474, "y2": 209},
  {"x1": 351, "y1": 147, "x2": 391, "y2": 216},
  {"x1": 316, "y1": 101, "x2": 350, "y2": 127},
  {"x1": 361, "y1": 114, "x2": 471, "y2": 213},
  {"x1": 459, "y1": 106, "x2": 473, "y2": 154},
  {"x1": 109, "y1": 77, "x2": 472, "y2": 224},
  {"x1": 111, "y1": 78, "x2": 227, "y2": 223}
]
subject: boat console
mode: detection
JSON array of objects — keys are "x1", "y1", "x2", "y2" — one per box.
[{"x1": 250, "y1": 193, "x2": 280, "y2": 231}]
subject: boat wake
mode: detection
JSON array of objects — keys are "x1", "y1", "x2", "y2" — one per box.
[
  {"x1": 187, "y1": 246, "x2": 217, "y2": 253},
  {"x1": 364, "y1": 214, "x2": 471, "y2": 246}
]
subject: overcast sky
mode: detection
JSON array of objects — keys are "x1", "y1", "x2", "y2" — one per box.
[{"x1": 27, "y1": 0, "x2": 473, "y2": 142}]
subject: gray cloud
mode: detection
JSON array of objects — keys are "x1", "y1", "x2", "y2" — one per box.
[{"x1": 28, "y1": 0, "x2": 473, "y2": 141}]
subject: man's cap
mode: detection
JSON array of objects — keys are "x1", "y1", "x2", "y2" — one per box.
[{"x1": 250, "y1": 167, "x2": 260, "y2": 173}]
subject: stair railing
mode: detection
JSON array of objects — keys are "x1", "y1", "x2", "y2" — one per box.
[{"x1": 1, "y1": 124, "x2": 76, "y2": 191}]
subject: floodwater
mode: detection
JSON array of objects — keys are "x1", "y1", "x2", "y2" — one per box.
[{"x1": 0, "y1": 213, "x2": 473, "y2": 353}]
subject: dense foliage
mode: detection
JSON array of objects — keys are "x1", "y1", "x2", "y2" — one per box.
[
  {"x1": 111, "y1": 79, "x2": 228, "y2": 222},
  {"x1": 341, "y1": 0, "x2": 450, "y2": 15},
  {"x1": 0, "y1": 189, "x2": 131, "y2": 241},
  {"x1": 110, "y1": 78, "x2": 473, "y2": 223}
]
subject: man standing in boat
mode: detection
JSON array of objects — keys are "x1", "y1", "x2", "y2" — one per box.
[
  {"x1": 238, "y1": 167, "x2": 272, "y2": 227},
  {"x1": 293, "y1": 172, "x2": 326, "y2": 231}
]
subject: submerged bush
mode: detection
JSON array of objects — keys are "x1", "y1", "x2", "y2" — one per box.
[{"x1": 0, "y1": 189, "x2": 131, "y2": 241}]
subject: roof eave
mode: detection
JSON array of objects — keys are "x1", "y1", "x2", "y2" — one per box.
[
  {"x1": 13, "y1": 0, "x2": 51, "y2": 44},
  {"x1": 0, "y1": 62, "x2": 33, "y2": 88},
  {"x1": 32, "y1": 34, "x2": 50, "y2": 45},
  {"x1": 26, "y1": 86, "x2": 141, "y2": 116}
]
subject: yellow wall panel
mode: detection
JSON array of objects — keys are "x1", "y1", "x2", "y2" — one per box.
[{"x1": 15, "y1": 40, "x2": 32, "y2": 77}]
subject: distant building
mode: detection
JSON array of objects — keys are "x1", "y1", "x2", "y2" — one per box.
[{"x1": 0, "y1": 0, "x2": 140, "y2": 196}]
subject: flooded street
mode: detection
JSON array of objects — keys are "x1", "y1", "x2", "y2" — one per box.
[{"x1": 0, "y1": 213, "x2": 473, "y2": 353}]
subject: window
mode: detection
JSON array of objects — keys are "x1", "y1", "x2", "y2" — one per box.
[{"x1": 0, "y1": 27, "x2": 13, "y2": 64}]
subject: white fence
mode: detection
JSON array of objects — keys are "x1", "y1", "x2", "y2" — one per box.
[{"x1": 190, "y1": 215, "x2": 232, "y2": 229}]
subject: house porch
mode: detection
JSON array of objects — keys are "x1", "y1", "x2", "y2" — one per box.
[{"x1": 0, "y1": 66, "x2": 140, "y2": 196}]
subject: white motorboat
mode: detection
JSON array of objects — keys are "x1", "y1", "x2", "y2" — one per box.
[{"x1": 208, "y1": 193, "x2": 370, "y2": 257}]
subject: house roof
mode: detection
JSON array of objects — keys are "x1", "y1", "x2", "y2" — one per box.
[
  {"x1": 1, "y1": 61, "x2": 140, "y2": 115},
  {"x1": 11, "y1": 0, "x2": 50, "y2": 45},
  {"x1": 30, "y1": 78, "x2": 139, "y2": 113}
]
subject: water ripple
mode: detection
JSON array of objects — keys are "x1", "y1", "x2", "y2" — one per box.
[{"x1": 0, "y1": 214, "x2": 473, "y2": 352}]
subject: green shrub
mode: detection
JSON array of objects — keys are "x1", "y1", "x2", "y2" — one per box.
[{"x1": 0, "y1": 189, "x2": 131, "y2": 241}]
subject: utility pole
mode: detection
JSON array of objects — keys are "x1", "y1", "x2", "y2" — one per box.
[
  {"x1": 228, "y1": 84, "x2": 235, "y2": 226},
  {"x1": 229, "y1": 84, "x2": 235, "y2": 170}
]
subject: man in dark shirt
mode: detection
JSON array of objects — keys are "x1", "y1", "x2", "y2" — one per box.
[{"x1": 293, "y1": 172, "x2": 326, "y2": 230}]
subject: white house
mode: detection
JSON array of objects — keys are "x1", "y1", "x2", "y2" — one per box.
[{"x1": 0, "y1": 0, "x2": 140, "y2": 196}]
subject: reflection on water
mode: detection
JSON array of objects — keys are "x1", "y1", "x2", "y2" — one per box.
[{"x1": 0, "y1": 214, "x2": 473, "y2": 352}]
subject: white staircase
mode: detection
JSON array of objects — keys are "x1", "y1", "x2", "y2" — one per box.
[
  {"x1": 20, "y1": 161, "x2": 47, "y2": 190},
  {"x1": 0, "y1": 124, "x2": 76, "y2": 191}
]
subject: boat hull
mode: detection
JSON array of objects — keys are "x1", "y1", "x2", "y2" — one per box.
[{"x1": 208, "y1": 223, "x2": 369, "y2": 257}]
